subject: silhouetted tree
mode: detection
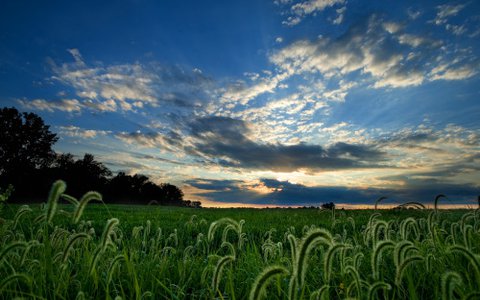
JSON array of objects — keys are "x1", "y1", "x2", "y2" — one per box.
[
  {"x1": 141, "y1": 181, "x2": 165, "y2": 203},
  {"x1": 106, "y1": 172, "x2": 147, "y2": 202},
  {"x1": 1, "y1": 107, "x2": 187, "y2": 205},
  {"x1": 0, "y1": 107, "x2": 58, "y2": 174},
  {"x1": 0, "y1": 107, "x2": 58, "y2": 197},
  {"x1": 47, "y1": 153, "x2": 112, "y2": 197},
  {"x1": 161, "y1": 183, "x2": 184, "y2": 205},
  {"x1": 105, "y1": 173, "x2": 184, "y2": 205},
  {"x1": 54, "y1": 153, "x2": 76, "y2": 170}
]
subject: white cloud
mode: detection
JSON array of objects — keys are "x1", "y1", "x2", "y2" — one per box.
[
  {"x1": 66, "y1": 48, "x2": 85, "y2": 66},
  {"x1": 433, "y1": 4, "x2": 466, "y2": 25},
  {"x1": 397, "y1": 34, "x2": 437, "y2": 48},
  {"x1": 322, "y1": 81, "x2": 356, "y2": 102},
  {"x1": 117, "y1": 131, "x2": 163, "y2": 148},
  {"x1": 283, "y1": 16, "x2": 301, "y2": 26},
  {"x1": 220, "y1": 71, "x2": 290, "y2": 105},
  {"x1": 272, "y1": 17, "x2": 416, "y2": 88},
  {"x1": 274, "y1": 0, "x2": 292, "y2": 4},
  {"x1": 373, "y1": 69, "x2": 424, "y2": 88},
  {"x1": 52, "y1": 54, "x2": 158, "y2": 111},
  {"x1": 83, "y1": 98, "x2": 118, "y2": 112},
  {"x1": 407, "y1": 8, "x2": 421, "y2": 20},
  {"x1": 270, "y1": 15, "x2": 476, "y2": 89},
  {"x1": 446, "y1": 24, "x2": 467, "y2": 36},
  {"x1": 275, "y1": 37, "x2": 284, "y2": 43},
  {"x1": 17, "y1": 98, "x2": 83, "y2": 113},
  {"x1": 283, "y1": 0, "x2": 345, "y2": 26},
  {"x1": 58, "y1": 125, "x2": 111, "y2": 139},
  {"x1": 115, "y1": 131, "x2": 182, "y2": 153},
  {"x1": 332, "y1": 6, "x2": 346, "y2": 25},
  {"x1": 382, "y1": 22, "x2": 403, "y2": 34},
  {"x1": 430, "y1": 65, "x2": 478, "y2": 81},
  {"x1": 48, "y1": 49, "x2": 215, "y2": 114}
]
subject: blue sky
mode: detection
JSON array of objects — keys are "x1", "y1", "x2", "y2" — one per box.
[{"x1": 1, "y1": 0, "x2": 479, "y2": 207}]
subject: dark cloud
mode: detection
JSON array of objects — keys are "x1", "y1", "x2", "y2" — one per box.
[
  {"x1": 116, "y1": 130, "x2": 182, "y2": 151},
  {"x1": 132, "y1": 153, "x2": 185, "y2": 166},
  {"x1": 185, "y1": 178, "x2": 245, "y2": 191},
  {"x1": 391, "y1": 182, "x2": 478, "y2": 205},
  {"x1": 379, "y1": 132, "x2": 435, "y2": 144},
  {"x1": 185, "y1": 178, "x2": 265, "y2": 203},
  {"x1": 382, "y1": 164, "x2": 480, "y2": 184},
  {"x1": 151, "y1": 64, "x2": 213, "y2": 87},
  {"x1": 157, "y1": 92, "x2": 200, "y2": 108},
  {"x1": 187, "y1": 178, "x2": 479, "y2": 207},
  {"x1": 188, "y1": 116, "x2": 386, "y2": 172}
]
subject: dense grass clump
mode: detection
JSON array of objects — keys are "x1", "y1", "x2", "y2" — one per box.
[{"x1": 0, "y1": 181, "x2": 479, "y2": 299}]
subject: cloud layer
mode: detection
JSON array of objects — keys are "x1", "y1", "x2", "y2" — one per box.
[
  {"x1": 187, "y1": 116, "x2": 386, "y2": 171},
  {"x1": 271, "y1": 15, "x2": 478, "y2": 89},
  {"x1": 186, "y1": 178, "x2": 479, "y2": 207}
]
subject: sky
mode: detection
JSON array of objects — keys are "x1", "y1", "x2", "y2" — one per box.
[{"x1": 1, "y1": 0, "x2": 479, "y2": 208}]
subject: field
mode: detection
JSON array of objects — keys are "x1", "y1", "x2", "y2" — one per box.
[{"x1": 0, "y1": 182, "x2": 479, "y2": 299}]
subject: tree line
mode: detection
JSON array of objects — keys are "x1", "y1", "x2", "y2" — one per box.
[{"x1": 0, "y1": 107, "x2": 200, "y2": 207}]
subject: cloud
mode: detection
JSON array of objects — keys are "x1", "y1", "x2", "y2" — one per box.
[
  {"x1": 433, "y1": 4, "x2": 466, "y2": 25},
  {"x1": 407, "y1": 8, "x2": 421, "y2": 20},
  {"x1": 378, "y1": 124, "x2": 480, "y2": 149},
  {"x1": 272, "y1": 16, "x2": 413, "y2": 88},
  {"x1": 397, "y1": 33, "x2": 437, "y2": 48},
  {"x1": 116, "y1": 130, "x2": 182, "y2": 151},
  {"x1": 83, "y1": 98, "x2": 118, "y2": 112},
  {"x1": 48, "y1": 49, "x2": 214, "y2": 113},
  {"x1": 53, "y1": 58, "x2": 157, "y2": 106},
  {"x1": 107, "y1": 119, "x2": 479, "y2": 197},
  {"x1": 274, "y1": 0, "x2": 292, "y2": 5},
  {"x1": 270, "y1": 14, "x2": 476, "y2": 89},
  {"x1": 58, "y1": 125, "x2": 111, "y2": 139},
  {"x1": 131, "y1": 153, "x2": 186, "y2": 166},
  {"x1": 188, "y1": 116, "x2": 386, "y2": 172},
  {"x1": 186, "y1": 178, "x2": 479, "y2": 206},
  {"x1": 220, "y1": 72, "x2": 290, "y2": 106},
  {"x1": 17, "y1": 98, "x2": 83, "y2": 113},
  {"x1": 282, "y1": 0, "x2": 346, "y2": 26},
  {"x1": 371, "y1": 124, "x2": 480, "y2": 182},
  {"x1": 332, "y1": 6, "x2": 346, "y2": 25},
  {"x1": 67, "y1": 48, "x2": 85, "y2": 66},
  {"x1": 430, "y1": 64, "x2": 478, "y2": 81},
  {"x1": 446, "y1": 24, "x2": 467, "y2": 36}
]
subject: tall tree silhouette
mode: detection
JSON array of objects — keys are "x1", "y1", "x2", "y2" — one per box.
[
  {"x1": 107, "y1": 172, "x2": 149, "y2": 202},
  {"x1": 0, "y1": 107, "x2": 58, "y2": 193},
  {"x1": 52, "y1": 153, "x2": 111, "y2": 197},
  {"x1": 105, "y1": 173, "x2": 184, "y2": 204},
  {"x1": 161, "y1": 183, "x2": 184, "y2": 205}
]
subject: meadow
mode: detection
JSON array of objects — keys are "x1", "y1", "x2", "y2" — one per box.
[{"x1": 0, "y1": 181, "x2": 479, "y2": 299}]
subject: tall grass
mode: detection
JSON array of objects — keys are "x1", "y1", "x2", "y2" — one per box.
[{"x1": 0, "y1": 182, "x2": 479, "y2": 299}]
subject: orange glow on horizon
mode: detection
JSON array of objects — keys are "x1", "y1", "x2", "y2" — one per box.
[{"x1": 198, "y1": 200, "x2": 478, "y2": 209}]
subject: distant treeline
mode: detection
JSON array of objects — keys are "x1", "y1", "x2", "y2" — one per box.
[{"x1": 0, "y1": 106, "x2": 199, "y2": 207}]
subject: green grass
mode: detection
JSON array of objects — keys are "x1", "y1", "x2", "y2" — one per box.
[{"x1": 1, "y1": 184, "x2": 479, "y2": 299}]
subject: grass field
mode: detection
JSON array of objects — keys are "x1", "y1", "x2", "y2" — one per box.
[{"x1": 1, "y1": 181, "x2": 479, "y2": 299}]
